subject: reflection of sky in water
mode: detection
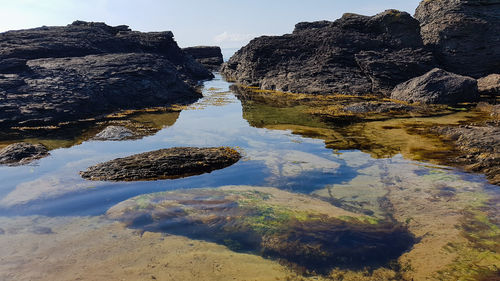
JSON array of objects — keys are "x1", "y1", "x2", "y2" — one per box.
[{"x1": 0, "y1": 75, "x2": 496, "y2": 218}]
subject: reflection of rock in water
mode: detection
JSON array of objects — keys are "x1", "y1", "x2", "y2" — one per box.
[{"x1": 108, "y1": 186, "x2": 415, "y2": 274}]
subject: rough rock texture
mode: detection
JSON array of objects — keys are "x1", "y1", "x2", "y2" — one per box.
[
  {"x1": 415, "y1": 0, "x2": 500, "y2": 78},
  {"x1": 80, "y1": 147, "x2": 241, "y2": 181},
  {"x1": 391, "y1": 68, "x2": 479, "y2": 104},
  {"x1": 478, "y1": 74, "x2": 500, "y2": 95},
  {"x1": 93, "y1": 126, "x2": 135, "y2": 141},
  {"x1": 0, "y1": 21, "x2": 213, "y2": 129},
  {"x1": 434, "y1": 120, "x2": 500, "y2": 185},
  {"x1": 0, "y1": 143, "x2": 49, "y2": 165},
  {"x1": 183, "y1": 46, "x2": 223, "y2": 71},
  {"x1": 222, "y1": 10, "x2": 436, "y2": 95}
]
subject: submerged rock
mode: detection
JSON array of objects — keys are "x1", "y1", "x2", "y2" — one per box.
[
  {"x1": 222, "y1": 10, "x2": 436, "y2": 95},
  {"x1": 415, "y1": 0, "x2": 500, "y2": 78},
  {"x1": 93, "y1": 126, "x2": 135, "y2": 141},
  {"x1": 0, "y1": 21, "x2": 213, "y2": 129},
  {"x1": 478, "y1": 74, "x2": 500, "y2": 96},
  {"x1": 391, "y1": 68, "x2": 479, "y2": 104},
  {"x1": 107, "y1": 186, "x2": 415, "y2": 273},
  {"x1": 80, "y1": 147, "x2": 241, "y2": 181},
  {"x1": 183, "y1": 46, "x2": 223, "y2": 71},
  {"x1": 0, "y1": 142, "x2": 49, "y2": 165}
]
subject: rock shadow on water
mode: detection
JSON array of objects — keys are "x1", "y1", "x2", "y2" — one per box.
[{"x1": 107, "y1": 186, "x2": 416, "y2": 275}]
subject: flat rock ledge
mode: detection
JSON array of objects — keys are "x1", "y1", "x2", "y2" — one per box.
[
  {"x1": 80, "y1": 147, "x2": 241, "y2": 181},
  {"x1": 0, "y1": 142, "x2": 49, "y2": 166}
]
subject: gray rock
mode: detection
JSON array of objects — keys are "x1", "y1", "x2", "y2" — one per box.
[
  {"x1": 390, "y1": 68, "x2": 479, "y2": 104},
  {"x1": 0, "y1": 142, "x2": 49, "y2": 165},
  {"x1": 93, "y1": 126, "x2": 136, "y2": 141},
  {"x1": 222, "y1": 10, "x2": 436, "y2": 95},
  {"x1": 80, "y1": 147, "x2": 241, "y2": 181},
  {"x1": 477, "y1": 74, "x2": 500, "y2": 95},
  {"x1": 183, "y1": 46, "x2": 223, "y2": 71},
  {"x1": 415, "y1": 0, "x2": 500, "y2": 78}
]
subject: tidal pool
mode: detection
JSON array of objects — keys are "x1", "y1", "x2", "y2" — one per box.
[{"x1": 0, "y1": 74, "x2": 498, "y2": 280}]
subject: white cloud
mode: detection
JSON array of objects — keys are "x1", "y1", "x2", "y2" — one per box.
[{"x1": 213, "y1": 31, "x2": 257, "y2": 44}]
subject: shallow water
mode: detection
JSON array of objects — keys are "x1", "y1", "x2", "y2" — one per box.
[{"x1": 0, "y1": 74, "x2": 498, "y2": 280}]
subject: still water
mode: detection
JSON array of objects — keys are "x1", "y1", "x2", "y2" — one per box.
[{"x1": 0, "y1": 74, "x2": 498, "y2": 280}]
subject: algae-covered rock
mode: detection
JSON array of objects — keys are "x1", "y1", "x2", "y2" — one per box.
[
  {"x1": 107, "y1": 186, "x2": 415, "y2": 273},
  {"x1": 80, "y1": 147, "x2": 241, "y2": 181}
]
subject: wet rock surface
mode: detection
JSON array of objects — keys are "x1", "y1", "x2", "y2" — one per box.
[
  {"x1": 222, "y1": 10, "x2": 436, "y2": 95},
  {"x1": 183, "y1": 46, "x2": 223, "y2": 71},
  {"x1": 0, "y1": 21, "x2": 213, "y2": 129},
  {"x1": 80, "y1": 147, "x2": 241, "y2": 181},
  {"x1": 0, "y1": 142, "x2": 49, "y2": 165},
  {"x1": 391, "y1": 68, "x2": 479, "y2": 104},
  {"x1": 415, "y1": 0, "x2": 500, "y2": 78},
  {"x1": 93, "y1": 126, "x2": 136, "y2": 141}
]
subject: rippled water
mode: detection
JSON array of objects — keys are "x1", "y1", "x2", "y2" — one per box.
[{"x1": 0, "y1": 74, "x2": 498, "y2": 280}]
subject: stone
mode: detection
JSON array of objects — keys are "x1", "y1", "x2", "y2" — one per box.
[
  {"x1": 0, "y1": 142, "x2": 49, "y2": 165},
  {"x1": 183, "y1": 46, "x2": 223, "y2": 71},
  {"x1": 222, "y1": 10, "x2": 436, "y2": 95},
  {"x1": 93, "y1": 126, "x2": 136, "y2": 141},
  {"x1": 80, "y1": 147, "x2": 241, "y2": 181},
  {"x1": 477, "y1": 74, "x2": 500, "y2": 95},
  {"x1": 390, "y1": 68, "x2": 479, "y2": 104},
  {"x1": 415, "y1": 0, "x2": 500, "y2": 78}
]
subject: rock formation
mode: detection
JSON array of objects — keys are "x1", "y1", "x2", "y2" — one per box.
[
  {"x1": 0, "y1": 143, "x2": 49, "y2": 165},
  {"x1": 478, "y1": 74, "x2": 500, "y2": 96},
  {"x1": 222, "y1": 10, "x2": 436, "y2": 95},
  {"x1": 0, "y1": 21, "x2": 213, "y2": 129},
  {"x1": 183, "y1": 46, "x2": 223, "y2": 71}
]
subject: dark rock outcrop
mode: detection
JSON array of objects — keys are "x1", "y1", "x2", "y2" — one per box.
[
  {"x1": 478, "y1": 74, "x2": 500, "y2": 96},
  {"x1": 0, "y1": 143, "x2": 49, "y2": 165},
  {"x1": 415, "y1": 0, "x2": 500, "y2": 78},
  {"x1": 183, "y1": 46, "x2": 223, "y2": 71},
  {"x1": 80, "y1": 147, "x2": 241, "y2": 181},
  {"x1": 222, "y1": 10, "x2": 436, "y2": 95},
  {"x1": 390, "y1": 68, "x2": 479, "y2": 104},
  {"x1": 0, "y1": 21, "x2": 213, "y2": 129}
]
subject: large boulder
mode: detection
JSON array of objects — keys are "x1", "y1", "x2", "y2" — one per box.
[
  {"x1": 222, "y1": 10, "x2": 436, "y2": 95},
  {"x1": 390, "y1": 68, "x2": 479, "y2": 104},
  {"x1": 415, "y1": 0, "x2": 500, "y2": 78},
  {"x1": 0, "y1": 143, "x2": 49, "y2": 165},
  {"x1": 0, "y1": 21, "x2": 213, "y2": 129},
  {"x1": 183, "y1": 46, "x2": 223, "y2": 71},
  {"x1": 477, "y1": 74, "x2": 500, "y2": 96}
]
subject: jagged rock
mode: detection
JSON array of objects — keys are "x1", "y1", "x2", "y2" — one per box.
[
  {"x1": 183, "y1": 46, "x2": 223, "y2": 71},
  {"x1": 415, "y1": 0, "x2": 500, "y2": 78},
  {"x1": 0, "y1": 21, "x2": 213, "y2": 129},
  {"x1": 0, "y1": 143, "x2": 49, "y2": 165},
  {"x1": 222, "y1": 10, "x2": 436, "y2": 95},
  {"x1": 93, "y1": 126, "x2": 136, "y2": 141},
  {"x1": 391, "y1": 68, "x2": 478, "y2": 104},
  {"x1": 478, "y1": 74, "x2": 500, "y2": 95},
  {"x1": 80, "y1": 147, "x2": 241, "y2": 181}
]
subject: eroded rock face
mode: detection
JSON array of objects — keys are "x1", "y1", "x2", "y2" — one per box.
[
  {"x1": 183, "y1": 46, "x2": 223, "y2": 71},
  {"x1": 391, "y1": 68, "x2": 479, "y2": 104},
  {"x1": 0, "y1": 143, "x2": 49, "y2": 165},
  {"x1": 0, "y1": 21, "x2": 213, "y2": 129},
  {"x1": 415, "y1": 0, "x2": 500, "y2": 78},
  {"x1": 80, "y1": 147, "x2": 241, "y2": 181},
  {"x1": 478, "y1": 74, "x2": 500, "y2": 96},
  {"x1": 222, "y1": 10, "x2": 436, "y2": 95}
]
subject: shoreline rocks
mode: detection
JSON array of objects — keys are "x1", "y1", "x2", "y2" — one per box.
[
  {"x1": 80, "y1": 147, "x2": 241, "y2": 181},
  {"x1": 478, "y1": 74, "x2": 500, "y2": 96},
  {"x1": 0, "y1": 143, "x2": 49, "y2": 166},
  {"x1": 183, "y1": 46, "x2": 223, "y2": 71}
]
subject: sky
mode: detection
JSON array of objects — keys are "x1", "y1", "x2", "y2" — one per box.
[{"x1": 0, "y1": 0, "x2": 422, "y2": 50}]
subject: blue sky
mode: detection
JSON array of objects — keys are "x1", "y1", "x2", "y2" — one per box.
[{"x1": 0, "y1": 0, "x2": 422, "y2": 49}]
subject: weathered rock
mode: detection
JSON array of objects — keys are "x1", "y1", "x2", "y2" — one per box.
[
  {"x1": 0, "y1": 21, "x2": 213, "y2": 129},
  {"x1": 183, "y1": 46, "x2": 223, "y2": 71},
  {"x1": 93, "y1": 126, "x2": 135, "y2": 141},
  {"x1": 222, "y1": 10, "x2": 436, "y2": 95},
  {"x1": 0, "y1": 142, "x2": 49, "y2": 165},
  {"x1": 477, "y1": 74, "x2": 500, "y2": 95},
  {"x1": 80, "y1": 147, "x2": 241, "y2": 181},
  {"x1": 391, "y1": 68, "x2": 479, "y2": 104},
  {"x1": 415, "y1": 0, "x2": 500, "y2": 78}
]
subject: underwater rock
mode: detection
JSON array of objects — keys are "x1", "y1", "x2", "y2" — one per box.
[
  {"x1": 0, "y1": 21, "x2": 213, "y2": 129},
  {"x1": 343, "y1": 101, "x2": 414, "y2": 114},
  {"x1": 80, "y1": 147, "x2": 241, "y2": 181},
  {"x1": 107, "y1": 186, "x2": 415, "y2": 273},
  {"x1": 415, "y1": 0, "x2": 500, "y2": 78},
  {"x1": 0, "y1": 142, "x2": 49, "y2": 166},
  {"x1": 478, "y1": 74, "x2": 500, "y2": 96},
  {"x1": 222, "y1": 10, "x2": 435, "y2": 95},
  {"x1": 93, "y1": 126, "x2": 135, "y2": 141},
  {"x1": 391, "y1": 68, "x2": 479, "y2": 104},
  {"x1": 183, "y1": 46, "x2": 223, "y2": 71}
]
